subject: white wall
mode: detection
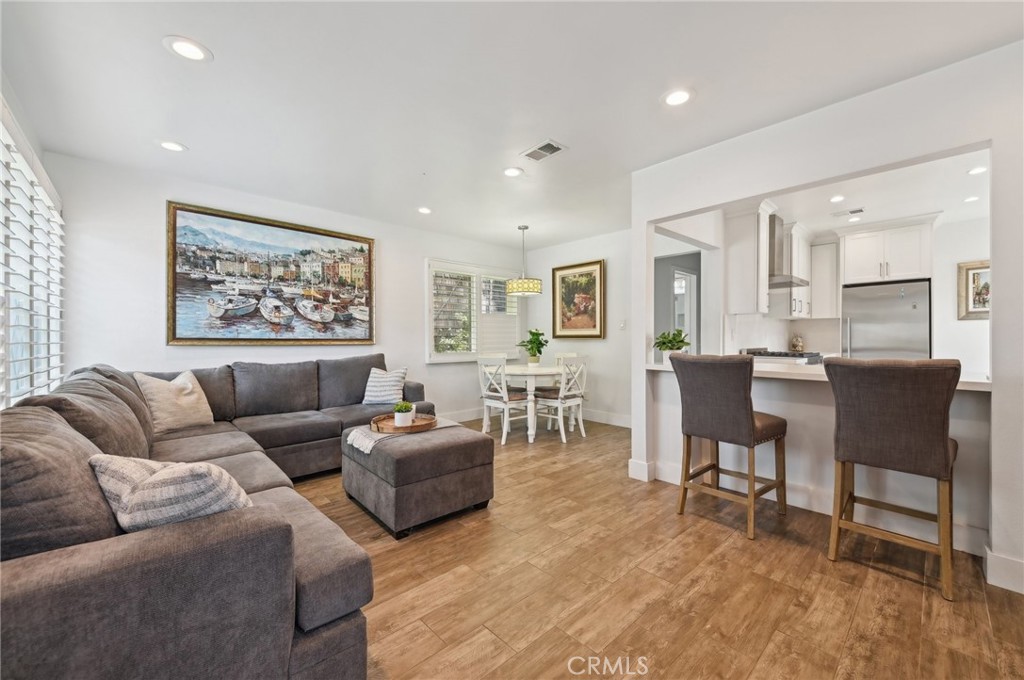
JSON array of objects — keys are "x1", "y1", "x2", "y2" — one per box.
[
  {"x1": 932, "y1": 218, "x2": 991, "y2": 377},
  {"x1": 524, "y1": 229, "x2": 631, "y2": 426},
  {"x1": 46, "y1": 153, "x2": 520, "y2": 421},
  {"x1": 630, "y1": 42, "x2": 1023, "y2": 591}
]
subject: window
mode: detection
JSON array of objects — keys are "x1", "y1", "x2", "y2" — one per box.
[
  {"x1": 427, "y1": 259, "x2": 521, "y2": 363},
  {"x1": 1, "y1": 122, "x2": 64, "y2": 407}
]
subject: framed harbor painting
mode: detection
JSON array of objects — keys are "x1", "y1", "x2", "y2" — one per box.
[
  {"x1": 957, "y1": 259, "x2": 990, "y2": 320},
  {"x1": 552, "y1": 259, "x2": 605, "y2": 338},
  {"x1": 166, "y1": 202, "x2": 375, "y2": 345}
]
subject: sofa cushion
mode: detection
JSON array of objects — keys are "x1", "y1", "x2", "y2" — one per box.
[
  {"x1": 134, "y1": 371, "x2": 215, "y2": 437},
  {"x1": 151, "y1": 431, "x2": 263, "y2": 463},
  {"x1": 321, "y1": 401, "x2": 436, "y2": 429},
  {"x1": 342, "y1": 425, "x2": 494, "y2": 487},
  {"x1": 362, "y1": 367, "x2": 407, "y2": 404},
  {"x1": 205, "y1": 451, "x2": 293, "y2": 494},
  {"x1": 1, "y1": 406, "x2": 120, "y2": 560},
  {"x1": 232, "y1": 411, "x2": 341, "y2": 450},
  {"x1": 141, "y1": 366, "x2": 236, "y2": 422},
  {"x1": 70, "y1": 363, "x2": 146, "y2": 404},
  {"x1": 21, "y1": 381, "x2": 149, "y2": 459},
  {"x1": 233, "y1": 361, "x2": 318, "y2": 417},
  {"x1": 249, "y1": 486, "x2": 373, "y2": 631},
  {"x1": 67, "y1": 371, "x2": 155, "y2": 446},
  {"x1": 317, "y1": 354, "x2": 387, "y2": 409},
  {"x1": 89, "y1": 454, "x2": 252, "y2": 532},
  {"x1": 154, "y1": 420, "x2": 240, "y2": 442}
]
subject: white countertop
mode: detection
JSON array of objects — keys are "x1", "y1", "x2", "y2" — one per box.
[{"x1": 646, "y1": 361, "x2": 992, "y2": 392}]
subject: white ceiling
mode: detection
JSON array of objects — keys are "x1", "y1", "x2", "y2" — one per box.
[
  {"x1": 766, "y1": 148, "x2": 991, "y2": 237},
  {"x1": 2, "y1": 3, "x2": 1021, "y2": 249}
]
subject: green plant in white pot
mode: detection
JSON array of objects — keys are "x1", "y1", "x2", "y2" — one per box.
[
  {"x1": 653, "y1": 329, "x2": 691, "y2": 363},
  {"x1": 393, "y1": 401, "x2": 415, "y2": 427},
  {"x1": 517, "y1": 328, "x2": 549, "y2": 364}
]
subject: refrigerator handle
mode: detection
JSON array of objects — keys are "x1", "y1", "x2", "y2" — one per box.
[{"x1": 844, "y1": 318, "x2": 852, "y2": 357}]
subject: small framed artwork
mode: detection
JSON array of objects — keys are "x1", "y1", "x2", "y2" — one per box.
[
  {"x1": 167, "y1": 201, "x2": 375, "y2": 345},
  {"x1": 957, "y1": 259, "x2": 991, "y2": 320},
  {"x1": 552, "y1": 259, "x2": 605, "y2": 338}
]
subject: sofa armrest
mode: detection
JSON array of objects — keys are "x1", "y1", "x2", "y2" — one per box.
[
  {"x1": 1, "y1": 507, "x2": 295, "y2": 680},
  {"x1": 403, "y1": 380, "x2": 425, "y2": 402}
]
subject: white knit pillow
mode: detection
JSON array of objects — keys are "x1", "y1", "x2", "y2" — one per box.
[
  {"x1": 133, "y1": 371, "x2": 215, "y2": 436},
  {"x1": 89, "y1": 454, "x2": 251, "y2": 532},
  {"x1": 362, "y1": 367, "x2": 407, "y2": 404}
]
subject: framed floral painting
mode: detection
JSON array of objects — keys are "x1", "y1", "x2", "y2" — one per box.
[
  {"x1": 957, "y1": 259, "x2": 990, "y2": 320},
  {"x1": 552, "y1": 259, "x2": 605, "y2": 338}
]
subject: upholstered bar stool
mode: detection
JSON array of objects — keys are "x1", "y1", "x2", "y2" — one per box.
[
  {"x1": 823, "y1": 358, "x2": 961, "y2": 601},
  {"x1": 669, "y1": 353, "x2": 787, "y2": 540}
]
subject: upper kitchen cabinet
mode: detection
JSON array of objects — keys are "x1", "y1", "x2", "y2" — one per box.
[
  {"x1": 768, "y1": 221, "x2": 812, "y2": 319},
  {"x1": 841, "y1": 222, "x2": 932, "y2": 284},
  {"x1": 725, "y1": 200, "x2": 773, "y2": 314}
]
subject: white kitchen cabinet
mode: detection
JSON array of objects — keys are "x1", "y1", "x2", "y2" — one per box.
[
  {"x1": 810, "y1": 242, "x2": 839, "y2": 318},
  {"x1": 725, "y1": 200, "x2": 773, "y2": 314},
  {"x1": 842, "y1": 224, "x2": 931, "y2": 284}
]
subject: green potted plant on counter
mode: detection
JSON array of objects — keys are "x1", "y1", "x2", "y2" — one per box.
[
  {"x1": 393, "y1": 400, "x2": 415, "y2": 427},
  {"x1": 653, "y1": 329, "x2": 690, "y2": 364},
  {"x1": 517, "y1": 328, "x2": 549, "y2": 364}
]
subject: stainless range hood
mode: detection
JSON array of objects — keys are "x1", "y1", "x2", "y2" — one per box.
[{"x1": 768, "y1": 213, "x2": 809, "y2": 289}]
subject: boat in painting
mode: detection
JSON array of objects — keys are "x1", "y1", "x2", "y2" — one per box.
[
  {"x1": 296, "y1": 299, "x2": 335, "y2": 323},
  {"x1": 207, "y1": 295, "x2": 258, "y2": 318},
  {"x1": 259, "y1": 295, "x2": 295, "y2": 325},
  {"x1": 350, "y1": 305, "x2": 370, "y2": 323}
]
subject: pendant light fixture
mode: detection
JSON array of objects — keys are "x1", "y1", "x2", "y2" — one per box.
[{"x1": 507, "y1": 225, "x2": 542, "y2": 296}]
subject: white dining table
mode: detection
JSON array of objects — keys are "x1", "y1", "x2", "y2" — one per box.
[{"x1": 504, "y1": 364, "x2": 561, "y2": 443}]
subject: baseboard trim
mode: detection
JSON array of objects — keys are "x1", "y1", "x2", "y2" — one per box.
[
  {"x1": 629, "y1": 459, "x2": 654, "y2": 482},
  {"x1": 441, "y1": 407, "x2": 486, "y2": 423},
  {"x1": 985, "y1": 547, "x2": 1024, "y2": 594}
]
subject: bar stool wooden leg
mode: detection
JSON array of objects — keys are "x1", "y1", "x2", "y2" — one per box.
[
  {"x1": 828, "y1": 460, "x2": 844, "y2": 561},
  {"x1": 746, "y1": 447, "x2": 757, "y2": 540},
  {"x1": 842, "y1": 462, "x2": 855, "y2": 521},
  {"x1": 939, "y1": 477, "x2": 954, "y2": 601},
  {"x1": 710, "y1": 440, "x2": 720, "y2": 490},
  {"x1": 774, "y1": 437, "x2": 787, "y2": 515},
  {"x1": 677, "y1": 434, "x2": 692, "y2": 515}
]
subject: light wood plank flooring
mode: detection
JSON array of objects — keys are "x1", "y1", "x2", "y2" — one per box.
[{"x1": 295, "y1": 420, "x2": 1024, "y2": 679}]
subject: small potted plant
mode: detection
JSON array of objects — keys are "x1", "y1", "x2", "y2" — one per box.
[
  {"x1": 653, "y1": 329, "x2": 691, "y2": 363},
  {"x1": 517, "y1": 328, "x2": 549, "y2": 364},
  {"x1": 393, "y1": 401, "x2": 415, "y2": 427}
]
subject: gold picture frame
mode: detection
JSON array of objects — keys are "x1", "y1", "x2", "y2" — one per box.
[
  {"x1": 167, "y1": 201, "x2": 375, "y2": 345},
  {"x1": 957, "y1": 259, "x2": 990, "y2": 321},
  {"x1": 552, "y1": 259, "x2": 605, "y2": 339}
]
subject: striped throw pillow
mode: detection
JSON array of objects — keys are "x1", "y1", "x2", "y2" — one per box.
[
  {"x1": 88, "y1": 454, "x2": 252, "y2": 532},
  {"x1": 362, "y1": 367, "x2": 407, "y2": 404}
]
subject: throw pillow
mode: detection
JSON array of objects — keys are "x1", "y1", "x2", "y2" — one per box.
[
  {"x1": 362, "y1": 367, "x2": 407, "y2": 404},
  {"x1": 133, "y1": 370, "x2": 215, "y2": 436},
  {"x1": 89, "y1": 454, "x2": 252, "y2": 532}
]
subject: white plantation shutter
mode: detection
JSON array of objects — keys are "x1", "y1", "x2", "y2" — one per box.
[
  {"x1": 1, "y1": 121, "x2": 64, "y2": 406},
  {"x1": 427, "y1": 260, "x2": 522, "y2": 363}
]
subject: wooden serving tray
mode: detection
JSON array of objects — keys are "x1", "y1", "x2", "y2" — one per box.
[{"x1": 370, "y1": 414, "x2": 437, "y2": 434}]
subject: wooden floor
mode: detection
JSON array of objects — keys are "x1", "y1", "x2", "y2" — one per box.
[{"x1": 295, "y1": 420, "x2": 1024, "y2": 680}]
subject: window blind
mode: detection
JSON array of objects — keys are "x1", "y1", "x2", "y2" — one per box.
[
  {"x1": 427, "y1": 260, "x2": 522, "y2": 363},
  {"x1": 1, "y1": 123, "x2": 64, "y2": 406}
]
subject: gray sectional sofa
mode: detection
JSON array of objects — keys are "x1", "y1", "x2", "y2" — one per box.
[{"x1": 0, "y1": 353, "x2": 433, "y2": 680}]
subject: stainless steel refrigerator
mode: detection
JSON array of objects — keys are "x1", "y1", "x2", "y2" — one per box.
[{"x1": 841, "y1": 280, "x2": 931, "y2": 359}]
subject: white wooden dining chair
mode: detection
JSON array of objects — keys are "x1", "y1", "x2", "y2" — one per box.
[
  {"x1": 479, "y1": 352, "x2": 525, "y2": 392},
  {"x1": 478, "y1": 357, "x2": 529, "y2": 445},
  {"x1": 536, "y1": 356, "x2": 587, "y2": 443}
]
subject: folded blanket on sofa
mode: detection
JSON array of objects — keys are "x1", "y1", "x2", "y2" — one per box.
[{"x1": 346, "y1": 417, "x2": 460, "y2": 454}]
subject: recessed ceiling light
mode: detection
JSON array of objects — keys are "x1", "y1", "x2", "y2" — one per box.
[
  {"x1": 417, "y1": 207, "x2": 432, "y2": 215},
  {"x1": 158, "y1": 141, "x2": 188, "y2": 152},
  {"x1": 663, "y1": 90, "x2": 691, "y2": 106},
  {"x1": 964, "y1": 196, "x2": 980, "y2": 203},
  {"x1": 503, "y1": 167, "x2": 524, "y2": 178},
  {"x1": 848, "y1": 216, "x2": 861, "y2": 223},
  {"x1": 967, "y1": 167, "x2": 987, "y2": 175},
  {"x1": 830, "y1": 195, "x2": 845, "y2": 203},
  {"x1": 162, "y1": 35, "x2": 213, "y2": 62}
]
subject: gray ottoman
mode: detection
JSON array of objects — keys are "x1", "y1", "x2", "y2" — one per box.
[{"x1": 341, "y1": 425, "x2": 494, "y2": 538}]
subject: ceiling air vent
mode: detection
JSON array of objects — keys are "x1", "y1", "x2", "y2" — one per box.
[
  {"x1": 831, "y1": 207, "x2": 865, "y2": 217},
  {"x1": 521, "y1": 139, "x2": 567, "y2": 162}
]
